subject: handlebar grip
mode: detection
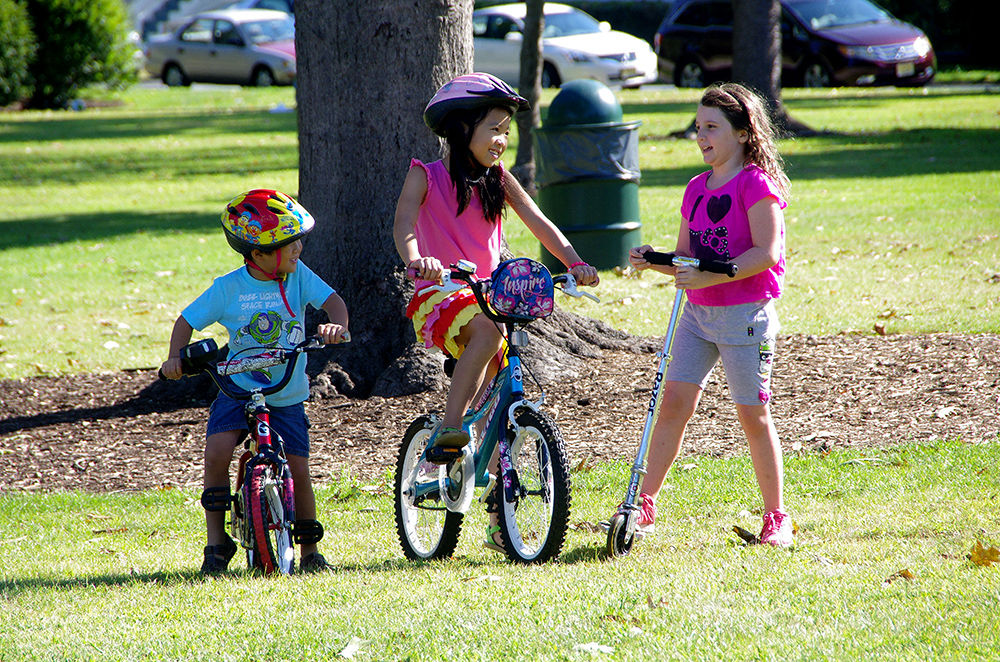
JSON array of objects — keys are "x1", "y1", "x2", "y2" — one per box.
[
  {"x1": 642, "y1": 250, "x2": 675, "y2": 266},
  {"x1": 698, "y1": 259, "x2": 739, "y2": 278},
  {"x1": 641, "y1": 250, "x2": 738, "y2": 278}
]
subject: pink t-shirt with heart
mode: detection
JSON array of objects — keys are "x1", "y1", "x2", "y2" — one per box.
[{"x1": 680, "y1": 165, "x2": 787, "y2": 307}]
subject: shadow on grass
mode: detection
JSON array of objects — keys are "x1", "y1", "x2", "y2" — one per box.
[
  {"x1": 5, "y1": 210, "x2": 224, "y2": 251},
  {"x1": 639, "y1": 127, "x2": 1000, "y2": 188}
]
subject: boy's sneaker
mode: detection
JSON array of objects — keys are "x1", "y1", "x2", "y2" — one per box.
[
  {"x1": 200, "y1": 534, "x2": 237, "y2": 575},
  {"x1": 759, "y1": 509, "x2": 793, "y2": 547},
  {"x1": 299, "y1": 551, "x2": 334, "y2": 572}
]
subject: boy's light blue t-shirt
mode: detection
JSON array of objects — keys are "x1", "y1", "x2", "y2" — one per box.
[{"x1": 182, "y1": 262, "x2": 335, "y2": 407}]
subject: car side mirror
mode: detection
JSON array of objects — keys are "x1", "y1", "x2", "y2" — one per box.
[{"x1": 599, "y1": 21, "x2": 611, "y2": 33}]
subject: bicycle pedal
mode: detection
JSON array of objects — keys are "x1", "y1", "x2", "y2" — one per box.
[{"x1": 426, "y1": 445, "x2": 464, "y2": 465}]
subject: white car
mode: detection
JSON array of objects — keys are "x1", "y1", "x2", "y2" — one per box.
[{"x1": 473, "y1": 3, "x2": 658, "y2": 88}]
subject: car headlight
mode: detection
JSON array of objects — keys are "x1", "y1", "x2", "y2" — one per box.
[
  {"x1": 561, "y1": 49, "x2": 593, "y2": 63},
  {"x1": 913, "y1": 36, "x2": 931, "y2": 58}
]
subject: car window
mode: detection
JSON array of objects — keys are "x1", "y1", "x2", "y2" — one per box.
[
  {"x1": 481, "y1": 15, "x2": 520, "y2": 40},
  {"x1": 787, "y1": 0, "x2": 889, "y2": 29},
  {"x1": 253, "y1": 0, "x2": 292, "y2": 11},
  {"x1": 673, "y1": 1, "x2": 733, "y2": 29},
  {"x1": 242, "y1": 17, "x2": 295, "y2": 44},
  {"x1": 214, "y1": 20, "x2": 243, "y2": 46},
  {"x1": 542, "y1": 10, "x2": 601, "y2": 38},
  {"x1": 180, "y1": 18, "x2": 213, "y2": 43}
]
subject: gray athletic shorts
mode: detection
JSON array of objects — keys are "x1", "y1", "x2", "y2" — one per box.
[{"x1": 664, "y1": 299, "x2": 779, "y2": 406}]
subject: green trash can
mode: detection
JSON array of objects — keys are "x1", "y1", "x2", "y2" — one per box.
[{"x1": 534, "y1": 79, "x2": 642, "y2": 271}]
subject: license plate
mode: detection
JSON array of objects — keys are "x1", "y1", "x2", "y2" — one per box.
[
  {"x1": 896, "y1": 62, "x2": 915, "y2": 77},
  {"x1": 620, "y1": 67, "x2": 636, "y2": 79}
]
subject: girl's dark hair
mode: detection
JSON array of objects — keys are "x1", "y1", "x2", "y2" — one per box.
[
  {"x1": 438, "y1": 106, "x2": 508, "y2": 224},
  {"x1": 700, "y1": 83, "x2": 790, "y2": 198}
]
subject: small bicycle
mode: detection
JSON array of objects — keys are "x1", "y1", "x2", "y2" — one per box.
[
  {"x1": 394, "y1": 257, "x2": 598, "y2": 564},
  {"x1": 163, "y1": 334, "x2": 348, "y2": 575},
  {"x1": 606, "y1": 250, "x2": 737, "y2": 558}
]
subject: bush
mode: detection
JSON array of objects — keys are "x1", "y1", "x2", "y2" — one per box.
[
  {"x1": 24, "y1": 0, "x2": 137, "y2": 109},
  {"x1": 0, "y1": 0, "x2": 36, "y2": 107}
]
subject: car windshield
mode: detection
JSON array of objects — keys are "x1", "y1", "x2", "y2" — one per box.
[
  {"x1": 542, "y1": 10, "x2": 601, "y2": 38},
  {"x1": 787, "y1": 0, "x2": 890, "y2": 30},
  {"x1": 241, "y1": 17, "x2": 294, "y2": 44}
]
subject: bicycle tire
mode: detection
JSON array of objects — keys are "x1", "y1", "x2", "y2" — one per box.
[
  {"x1": 394, "y1": 415, "x2": 463, "y2": 560},
  {"x1": 497, "y1": 408, "x2": 571, "y2": 564},
  {"x1": 247, "y1": 464, "x2": 295, "y2": 574}
]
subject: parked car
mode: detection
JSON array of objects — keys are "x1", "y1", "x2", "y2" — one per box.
[
  {"x1": 473, "y1": 2, "x2": 658, "y2": 88},
  {"x1": 654, "y1": 0, "x2": 935, "y2": 88},
  {"x1": 144, "y1": 9, "x2": 295, "y2": 87}
]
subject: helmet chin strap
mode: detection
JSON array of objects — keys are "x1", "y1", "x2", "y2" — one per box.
[{"x1": 245, "y1": 250, "x2": 295, "y2": 318}]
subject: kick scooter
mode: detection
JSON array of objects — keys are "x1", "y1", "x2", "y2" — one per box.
[{"x1": 605, "y1": 250, "x2": 737, "y2": 558}]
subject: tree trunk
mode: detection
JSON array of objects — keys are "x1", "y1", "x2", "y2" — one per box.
[
  {"x1": 510, "y1": 0, "x2": 543, "y2": 196},
  {"x1": 295, "y1": 0, "x2": 473, "y2": 397},
  {"x1": 731, "y1": 0, "x2": 813, "y2": 136}
]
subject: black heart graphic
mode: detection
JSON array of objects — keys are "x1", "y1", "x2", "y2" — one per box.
[{"x1": 706, "y1": 195, "x2": 731, "y2": 223}]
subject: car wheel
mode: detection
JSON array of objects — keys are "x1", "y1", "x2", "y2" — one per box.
[
  {"x1": 801, "y1": 59, "x2": 832, "y2": 88},
  {"x1": 673, "y1": 59, "x2": 705, "y2": 88},
  {"x1": 541, "y1": 62, "x2": 561, "y2": 89},
  {"x1": 162, "y1": 64, "x2": 189, "y2": 87},
  {"x1": 251, "y1": 66, "x2": 276, "y2": 87}
]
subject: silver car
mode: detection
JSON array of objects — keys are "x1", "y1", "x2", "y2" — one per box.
[
  {"x1": 473, "y1": 3, "x2": 659, "y2": 89},
  {"x1": 144, "y1": 9, "x2": 296, "y2": 87}
]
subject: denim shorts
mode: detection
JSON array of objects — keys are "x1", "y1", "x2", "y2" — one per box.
[
  {"x1": 205, "y1": 393, "x2": 311, "y2": 457},
  {"x1": 665, "y1": 299, "x2": 779, "y2": 406}
]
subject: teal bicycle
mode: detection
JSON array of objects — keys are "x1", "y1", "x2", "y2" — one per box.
[{"x1": 394, "y1": 258, "x2": 598, "y2": 564}]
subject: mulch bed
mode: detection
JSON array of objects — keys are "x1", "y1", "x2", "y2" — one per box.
[{"x1": 1, "y1": 333, "x2": 997, "y2": 492}]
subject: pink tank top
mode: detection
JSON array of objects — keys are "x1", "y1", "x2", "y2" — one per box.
[{"x1": 411, "y1": 159, "x2": 503, "y2": 289}]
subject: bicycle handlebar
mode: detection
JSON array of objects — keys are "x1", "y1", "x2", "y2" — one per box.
[
  {"x1": 641, "y1": 250, "x2": 738, "y2": 278},
  {"x1": 159, "y1": 333, "x2": 350, "y2": 401}
]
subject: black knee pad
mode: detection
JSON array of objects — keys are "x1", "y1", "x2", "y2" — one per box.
[
  {"x1": 201, "y1": 486, "x2": 232, "y2": 512},
  {"x1": 292, "y1": 519, "x2": 324, "y2": 545}
]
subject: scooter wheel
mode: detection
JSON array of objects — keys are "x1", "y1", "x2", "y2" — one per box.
[{"x1": 606, "y1": 512, "x2": 634, "y2": 558}]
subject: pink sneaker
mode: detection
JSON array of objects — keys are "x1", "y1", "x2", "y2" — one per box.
[
  {"x1": 759, "y1": 509, "x2": 793, "y2": 547},
  {"x1": 635, "y1": 492, "x2": 656, "y2": 537}
]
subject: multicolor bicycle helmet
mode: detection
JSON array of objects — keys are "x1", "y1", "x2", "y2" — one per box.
[
  {"x1": 221, "y1": 189, "x2": 314, "y2": 255},
  {"x1": 423, "y1": 72, "x2": 529, "y2": 137}
]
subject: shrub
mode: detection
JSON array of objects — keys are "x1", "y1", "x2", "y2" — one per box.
[
  {"x1": 0, "y1": 0, "x2": 36, "y2": 107},
  {"x1": 24, "y1": 0, "x2": 137, "y2": 109}
]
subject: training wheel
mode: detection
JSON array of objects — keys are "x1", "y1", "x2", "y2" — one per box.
[
  {"x1": 606, "y1": 512, "x2": 635, "y2": 558},
  {"x1": 439, "y1": 446, "x2": 475, "y2": 514}
]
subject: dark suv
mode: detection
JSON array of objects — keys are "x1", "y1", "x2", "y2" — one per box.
[{"x1": 654, "y1": 0, "x2": 935, "y2": 87}]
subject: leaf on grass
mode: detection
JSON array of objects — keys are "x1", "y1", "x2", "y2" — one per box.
[
  {"x1": 732, "y1": 525, "x2": 758, "y2": 545},
  {"x1": 646, "y1": 595, "x2": 668, "y2": 609},
  {"x1": 571, "y1": 521, "x2": 605, "y2": 533},
  {"x1": 884, "y1": 568, "x2": 914, "y2": 583},
  {"x1": 338, "y1": 637, "x2": 364, "y2": 659},
  {"x1": 92, "y1": 527, "x2": 128, "y2": 535},
  {"x1": 969, "y1": 540, "x2": 1000, "y2": 567},
  {"x1": 573, "y1": 456, "x2": 597, "y2": 472}
]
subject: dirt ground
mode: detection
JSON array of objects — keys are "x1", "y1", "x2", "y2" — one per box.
[{"x1": 1, "y1": 333, "x2": 998, "y2": 493}]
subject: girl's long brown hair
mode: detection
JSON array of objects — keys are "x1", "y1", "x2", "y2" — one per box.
[
  {"x1": 438, "y1": 106, "x2": 507, "y2": 224},
  {"x1": 700, "y1": 83, "x2": 790, "y2": 198}
]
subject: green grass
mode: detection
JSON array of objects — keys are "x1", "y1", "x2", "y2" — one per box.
[
  {"x1": 1, "y1": 441, "x2": 998, "y2": 660},
  {"x1": 1, "y1": 85, "x2": 999, "y2": 379}
]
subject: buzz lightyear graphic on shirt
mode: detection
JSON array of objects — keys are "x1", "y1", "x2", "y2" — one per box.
[{"x1": 233, "y1": 310, "x2": 306, "y2": 383}]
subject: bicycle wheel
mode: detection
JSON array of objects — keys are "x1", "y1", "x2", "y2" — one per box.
[
  {"x1": 497, "y1": 408, "x2": 571, "y2": 563},
  {"x1": 246, "y1": 464, "x2": 295, "y2": 575},
  {"x1": 394, "y1": 415, "x2": 463, "y2": 560}
]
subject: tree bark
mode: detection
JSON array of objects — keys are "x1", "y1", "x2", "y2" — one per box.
[
  {"x1": 510, "y1": 0, "x2": 543, "y2": 196},
  {"x1": 731, "y1": 0, "x2": 813, "y2": 136},
  {"x1": 295, "y1": 0, "x2": 473, "y2": 396}
]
